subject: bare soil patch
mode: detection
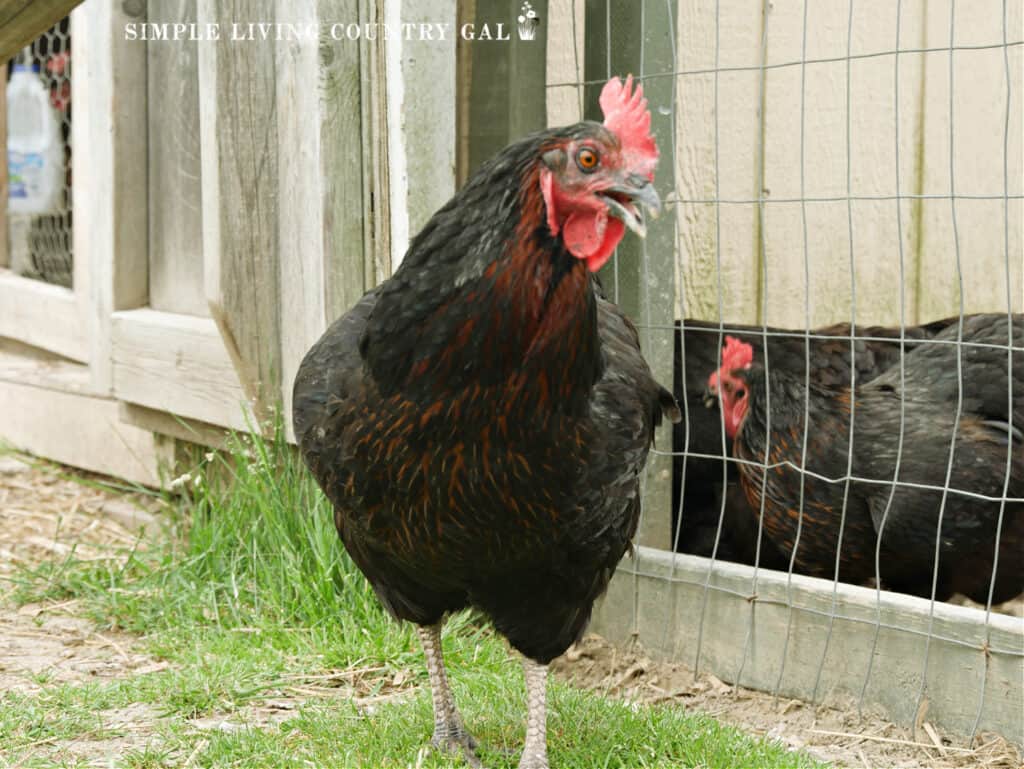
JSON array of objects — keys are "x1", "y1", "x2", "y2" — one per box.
[
  {"x1": 0, "y1": 453, "x2": 162, "y2": 578},
  {"x1": 551, "y1": 634, "x2": 1022, "y2": 769}
]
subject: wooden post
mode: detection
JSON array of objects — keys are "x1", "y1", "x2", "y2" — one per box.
[
  {"x1": 585, "y1": 1, "x2": 676, "y2": 549},
  {"x1": 276, "y1": 0, "x2": 374, "y2": 439},
  {"x1": 197, "y1": 0, "x2": 281, "y2": 426},
  {"x1": 71, "y1": 0, "x2": 149, "y2": 395}
]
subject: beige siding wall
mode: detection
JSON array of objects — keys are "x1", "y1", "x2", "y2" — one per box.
[{"x1": 548, "y1": 0, "x2": 1023, "y2": 327}]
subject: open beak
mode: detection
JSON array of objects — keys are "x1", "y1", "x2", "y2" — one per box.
[{"x1": 599, "y1": 177, "x2": 662, "y2": 238}]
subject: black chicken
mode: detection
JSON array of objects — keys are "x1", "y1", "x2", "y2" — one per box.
[
  {"x1": 707, "y1": 313, "x2": 1023, "y2": 602},
  {"x1": 671, "y1": 317, "x2": 957, "y2": 567},
  {"x1": 293, "y1": 76, "x2": 678, "y2": 769}
]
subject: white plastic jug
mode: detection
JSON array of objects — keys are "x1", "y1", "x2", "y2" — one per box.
[{"x1": 7, "y1": 56, "x2": 63, "y2": 215}]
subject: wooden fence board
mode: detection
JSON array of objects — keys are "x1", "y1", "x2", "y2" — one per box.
[
  {"x1": 148, "y1": 0, "x2": 207, "y2": 318},
  {"x1": 384, "y1": 0, "x2": 456, "y2": 265},
  {"x1": 71, "y1": 0, "x2": 149, "y2": 397},
  {"x1": 0, "y1": 377, "x2": 172, "y2": 487},
  {"x1": 111, "y1": 308, "x2": 251, "y2": 432},
  {"x1": 276, "y1": 0, "x2": 371, "y2": 440},
  {"x1": 544, "y1": 0, "x2": 583, "y2": 127},
  {"x1": 197, "y1": 0, "x2": 281, "y2": 423}
]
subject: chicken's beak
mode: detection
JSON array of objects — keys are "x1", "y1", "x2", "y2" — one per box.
[
  {"x1": 702, "y1": 386, "x2": 718, "y2": 410},
  {"x1": 703, "y1": 377, "x2": 719, "y2": 410},
  {"x1": 599, "y1": 176, "x2": 662, "y2": 238}
]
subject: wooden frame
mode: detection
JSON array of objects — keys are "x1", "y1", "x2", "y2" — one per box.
[
  {"x1": 594, "y1": 547, "x2": 1024, "y2": 744},
  {"x1": 71, "y1": 0, "x2": 149, "y2": 395},
  {"x1": 3, "y1": 0, "x2": 456, "y2": 458},
  {"x1": 0, "y1": 271, "x2": 85, "y2": 361},
  {"x1": 110, "y1": 309, "x2": 250, "y2": 432}
]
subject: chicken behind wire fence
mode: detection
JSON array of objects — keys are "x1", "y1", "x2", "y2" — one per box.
[{"x1": 674, "y1": 313, "x2": 1023, "y2": 606}]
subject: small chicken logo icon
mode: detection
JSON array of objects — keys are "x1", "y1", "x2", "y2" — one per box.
[{"x1": 517, "y1": 1, "x2": 539, "y2": 40}]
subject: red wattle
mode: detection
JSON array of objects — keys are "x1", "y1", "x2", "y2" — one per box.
[
  {"x1": 563, "y1": 211, "x2": 625, "y2": 273},
  {"x1": 724, "y1": 397, "x2": 748, "y2": 438}
]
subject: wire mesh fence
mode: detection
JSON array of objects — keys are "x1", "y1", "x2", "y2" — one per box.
[
  {"x1": 4, "y1": 18, "x2": 73, "y2": 288},
  {"x1": 548, "y1": 0, "x2": 1022, "y2": 744}
]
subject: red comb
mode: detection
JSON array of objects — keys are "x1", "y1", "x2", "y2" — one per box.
[
  {"x1": 600, "y1": 75, "x2": 659, "y2": 179},
  {"x1": 722, "y1": 336, "x2": 754, "y2": 370}
]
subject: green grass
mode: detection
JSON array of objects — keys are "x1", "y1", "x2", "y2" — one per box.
[{"x1": 0, "y1": 430, "x2": 827, "y2": 768}]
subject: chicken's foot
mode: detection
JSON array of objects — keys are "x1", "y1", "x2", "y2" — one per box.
[
  {"x1": 417, "y1": 622, "x2": 481, "y2": 768},
  {"x1": 519, "y1": 657, "x2": 549, "y2": 769}
]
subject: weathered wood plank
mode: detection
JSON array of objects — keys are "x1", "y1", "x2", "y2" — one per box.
[
  {"x1": 0, "y1": 0, "x2": 84, "y2": 63},
  {"x1": 71, "y1": 0, "x2": 149, "y2": 395},
  {"x1": 315, "y1": 0, "x2": 370, "y2": 320},
  {"x1": 118, "y1": 401, "x2": 229, "y2": 451},
  {"x1": 0, "y1": 73, "x2": 7, "y2": 269},
  {"x1": 358, "y1": 0, "x2": 391, "y2": 286},
  {"x1": 276, "y1": 0, "x2": 371, "y2": 440},
  {"x1": 0, "y1": 269, "x2": 87, "y2": 361},
  {"x1": 384, "y1": 0, "x2": 456, "y2": 265},
  {"x1": 0, "y1": 375, "x2": 173, "y2": 487},
  {"x1": 197, "y1": 0, "x2": 281, "y2": 424},
  {"x1": 0, "y1": 336, "x2": 89, "y2": 391},
  {"x1": 544, "y1": 0, "x2": 583, "y2": 127},
  {"x1": 111, "y1": 308, "x2": 252, "y2": 432},
  {"x1": 148, "y1": 0, "x2": 207, "y2": 318},
  {"x1": 593, "y1": 547, "x2": 1024, "y2": 746},
  {"x1": 275, "y1": 0, "x2": 327, "y2": 439}
]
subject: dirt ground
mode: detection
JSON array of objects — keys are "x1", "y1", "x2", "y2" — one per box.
[
  {"x1": 1, "y1": 453, "x2": 1021, "y2": 769},
  {"x1": 551, "y1": 635, "x2": 1022, "y2": 769}
]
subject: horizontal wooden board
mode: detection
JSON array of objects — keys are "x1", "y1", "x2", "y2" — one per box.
[
  {"x1": 118, "y1": 402, "x2": 229, "y2": 451},
  {"x1": 0, "y1": 270, "x2": 87, "y2": 363},
  {"x1": 110, "y1": 308, "x2": 252, "y2": 432},
  {"x1": 593, "y1": 546, "x2": 1024, "y2": 746},
  {"x1": 0, "y1": 374, "x2": 171, "y2": 486}
]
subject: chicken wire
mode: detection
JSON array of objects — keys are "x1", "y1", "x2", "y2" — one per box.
[
  {"x1": 4, "y1": 20, "x2": 73, "y2": 288},
  {"x1": 553, "y1": 0, "x2": 1022, "y2": 743}
]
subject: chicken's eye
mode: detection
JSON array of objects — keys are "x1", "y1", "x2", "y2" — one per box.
[{"x1": 576, "y1": 148, "x2": 600, "y2": 172}]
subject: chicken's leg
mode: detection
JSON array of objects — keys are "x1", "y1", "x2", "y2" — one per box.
[
  {"x1": 417, "y1": 622, "x2": 480, "y2": 767},
  {"x1": 519, "y1": 657, "x2": 550, "y2": 769}
]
